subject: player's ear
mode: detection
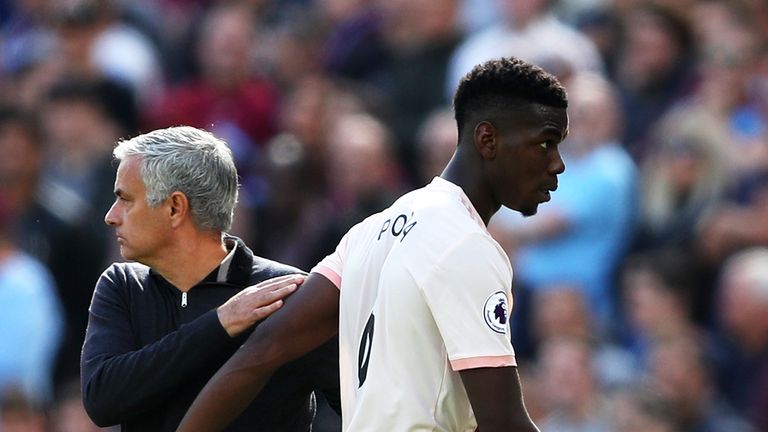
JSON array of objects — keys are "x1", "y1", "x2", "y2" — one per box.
[
  {"x1": 474, "y1": 121, "x2": 497, "y2": 160},
  {"x1": 168, "y1": 191, "x2": 189, "y2": 228}
]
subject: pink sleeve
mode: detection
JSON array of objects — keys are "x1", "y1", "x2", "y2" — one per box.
[
  {"x1": 311, "y1": 265, "x2": 341, "y2": 290},
  {"x1": 450, "y1": 354, "x2": 517, "y2": 371}
]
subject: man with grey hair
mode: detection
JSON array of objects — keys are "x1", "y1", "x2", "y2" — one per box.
[
  {"x1": 80, "y1": 126, "x2": 340, "y2": 431},
  {"x1": 715, "y1": 247, "x2": 768, "y2": 430}
]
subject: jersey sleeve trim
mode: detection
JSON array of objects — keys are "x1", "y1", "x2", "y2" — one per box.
[
  {"x1": 310, "y1": 266, "x2": 341, "y2": 290},
  {"x1": 450, "y1": 354, "x2": 516, "y2": 371}
]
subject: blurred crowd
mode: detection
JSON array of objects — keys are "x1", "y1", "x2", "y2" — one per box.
[{"x1": 0, "y1": 0, "x2": 767, "y2": 431}]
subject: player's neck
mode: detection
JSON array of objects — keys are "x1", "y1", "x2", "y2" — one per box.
[
  {"x1": 440, "y1": 153, "x2": 499, "y2": 226},
  {"x1": 151, "y1": 231, "x2": 229, "y2": 292}
]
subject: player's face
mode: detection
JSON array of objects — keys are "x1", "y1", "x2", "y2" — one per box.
[
  {"x1": 104, "y1": 156, "x2": 172, "y2": 265},
  {"x1": 490, "y1": 104, "x2": 568, "y2": 216}
]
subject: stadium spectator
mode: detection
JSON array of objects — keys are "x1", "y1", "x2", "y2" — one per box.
[
  {"x1": 634, "y1": 108, "x2": 733, "y2": 253},
  {"x1": 377, "y1": 0, "x2": 462, "y2": 182},
  {"x1": 648, "y1": 336, "x2": 755, "y2": 432},
  {"x1": 0, "y1": 105, "x2": 108, "y2": 391},
  {"x1": 38, "y1": 79, "x2": 122, "y2": 232},
  {"x1": 698, "y1": 172, "x2": 768, "y2": 265},
  {"x1": 536, "y1": 336, "x2": 613, "y2": 432},
  {"x1": 531, "y1": 285, "x2": 636, "y2": 390},
  {"x1": 618, "y1": 250, "x2": 702, "y2": 371},
  {"x1": 145, "y1": 1, "x2": 280, "y2": 173},
  {"x1": 318, "y1": 0, "x2": 389, "y2": 86},
  {"x1": 712, "y1": 248, "x2": 768, "y2": 430},
  {"x1": 306, "y1": 112, "x2": 405, "y2": 263},
  {"x1": 446, "y1": 0, "x2": 603, "y2": 96},
  {"x1": 612, "y1": 385, "x2": 682, "y2": 432},
  {"x1": 50, "y1": 379, "x2": 104, "y2": 432},
  {"x1": 688, "y1": 0, "x2": 767, "y2": 171},
  {"x1": 48, "y1": 0, "x2": 162, "y2": 108},
  {"x1": 614, "y1": 3, "x2": 696, "y2": 160},
  {"x1": 0, "y1": 0, "x2": 55, "y2": 83},
  {"x1": 416, "y1": 106, "x2": 459, "y2": 185},
  {"x1": 0, "y1": 387, "x2": 48, "y2": 432},
  {"x1": 0, "y1": 190, "x2": 63, "y2": 406},
  {"x1": 249, "y1": 77, "x2": 373, "y2": 270}
]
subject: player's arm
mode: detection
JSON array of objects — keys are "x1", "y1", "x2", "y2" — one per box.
[
  {"x1": 425, "y1": 234, "x2": 538, "y2": 432},
  {"x1": 460, "y1": 366, "x2": 539, "y2": 432},
  {"x1": 177, "y1": 272, "x2": 340, "y2": 432}
]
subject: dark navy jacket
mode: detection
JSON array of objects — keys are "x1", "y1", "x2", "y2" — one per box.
[{"x1": 81, "y1": 236, "x2": 340, "y2": 431}]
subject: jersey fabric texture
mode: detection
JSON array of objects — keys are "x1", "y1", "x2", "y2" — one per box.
[
  {"x1": 81, "y1": 236, "x2": 340, "y2": 432},
  {"x1": 313, "y1": 177, "x2": 516, "y2": 431}
]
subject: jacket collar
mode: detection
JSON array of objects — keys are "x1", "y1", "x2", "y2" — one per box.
[
  {"x1": 150, "y1": 235, "x2": 255, "y2": 289},
  {"x1": 219, "y1": 235, "x2": 256, "y2": 287}
]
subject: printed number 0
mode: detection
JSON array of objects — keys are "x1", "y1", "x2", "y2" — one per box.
[{"x1": 357, "y1": 313, "x2": 375, "y2": 387}]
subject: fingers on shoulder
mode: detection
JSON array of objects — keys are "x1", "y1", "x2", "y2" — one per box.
[{"x1": 254, "y1": 274, "x2": 306, "y2": 290}]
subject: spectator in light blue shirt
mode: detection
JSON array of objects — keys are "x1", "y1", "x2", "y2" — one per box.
[{"x1": 0, "y1": 193, "x2": 63, "y2": 406}]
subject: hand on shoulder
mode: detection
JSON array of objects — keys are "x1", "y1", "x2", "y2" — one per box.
[{"x1": 217, "y1": 274, "x2": 305, "y2": 337}]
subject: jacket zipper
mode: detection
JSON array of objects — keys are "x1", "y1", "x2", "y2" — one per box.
[{"x1": 181, "y1": 292, "x2": 188, "y2": 308}]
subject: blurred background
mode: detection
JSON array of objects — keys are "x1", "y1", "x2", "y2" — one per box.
[{"x1": 0, "y1": 0, "x2": 767, "y2": 431}]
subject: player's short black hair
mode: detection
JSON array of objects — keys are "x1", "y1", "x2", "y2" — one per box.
[{"x1": 453, "y1": 57, "x2": 568, "y2": 137}]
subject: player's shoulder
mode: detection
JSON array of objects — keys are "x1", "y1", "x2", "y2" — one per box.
[
  {"x1": 416, "y1": 194, "x2": 484, "y2": 234},
  {"x1": 451, "y1": 230, "x2": 506, "y2": 257},
  {"x1": 95, "y1": 262, "x2": 152, "y2": 297},
  {"x1": 428, "y1": 231, "x2": 512, "y2": 286},
  {"x1": 101, "y1": 261, "x2": 149, "y2": 281},
  {"x1": 250, "y1": 256, "x2": 306, "y2": 282},
  {"x1": 398, "y1": 180, "x2": 468, "y2": 214},
  {"x1": 380, "y1": 184, "x2": 467, "y2": 233},
  {"x1": 346, "y1": 180, "x2": 483, "y2": 247},
  {"x1": 377, "y1": 181, "x2": 482, "y2": 242}
]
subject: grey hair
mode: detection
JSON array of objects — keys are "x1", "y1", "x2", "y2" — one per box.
[
  {"x1": 723, "y1": 247, "x2": 768, "y2": 303},
  {"x1": 114, "y1": 126, "x2": 239, "y2": 232}
]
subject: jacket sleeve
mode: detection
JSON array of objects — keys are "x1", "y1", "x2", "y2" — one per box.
[{"x1": 80, "y1": 265, "x2": 236, "y2": 427}]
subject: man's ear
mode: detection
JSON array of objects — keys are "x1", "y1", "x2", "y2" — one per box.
[
  {"x1": 473, "y1": 121, "x2": 497, "y2": 159},
  {"x1": 168, "y1": 191, "x2": 189, "y2": 229}
]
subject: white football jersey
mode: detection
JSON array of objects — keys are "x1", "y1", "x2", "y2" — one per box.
[{"x1": 312, "y1": 177, "x2": 516, "y2": 431}]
